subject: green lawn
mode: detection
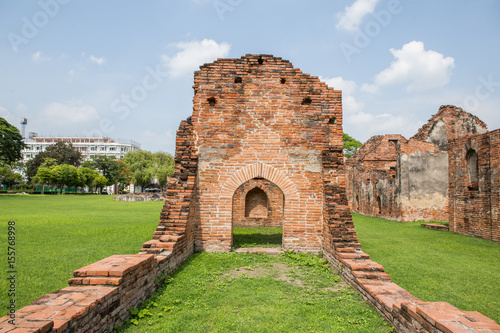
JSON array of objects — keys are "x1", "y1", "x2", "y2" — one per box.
[
  {"x1": 233, "y1": 227, "x2": 282, "y2": 248},
  {"x1": 1, "y1": 195, "x2": 497, "y2": 328},
  {"x1": 352, "y1": 213, "x2": 500, "y2": 323},
  {"x1": 113, "y1": 251, "x2": 390, "y2": 333},
  {"x1": 0, "y1": 194, "x2": 162, "y2": 316}
]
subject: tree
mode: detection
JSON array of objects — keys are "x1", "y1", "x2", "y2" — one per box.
[
  {"x1": 26, "y1": 141, "x2": 82, "y2": 180},
  {"x1": 153, "y1": 152, "x2": 174, "y2": 190},
  {"x1": 343, "y1": 133, "x2": 363, "y2": 158},
  {"x1": 0, "y1": 117, "x2": 26, "y2": 166},
  {"x1": 52, "y1": 164, "x2": 79, "y2": 193},
  {"x1": 77, "y1": 167, "x2": 99, "y2": 191},
  {"x1": 0, "y1": 166, "x2": 22, "y2": 189},
  {"x1": 36, "y1": 167, "x2": 56, "y2": 194},
  {"x1": 88, "y1": 155, "x2": 128, "y2": 186},
  {"x1": 123, "y1": 150, "x2": 174, "y2": 191},
  {"x1": 93, "y1": 174, "x2": 108, "y2": 193}
]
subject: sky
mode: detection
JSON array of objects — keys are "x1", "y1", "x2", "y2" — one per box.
[{"x1": 0, "y1": 0, "x2": 499, "y2": 154}]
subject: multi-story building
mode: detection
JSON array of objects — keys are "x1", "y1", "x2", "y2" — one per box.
[{"x1": 21, "y1": 133, "x2": 141, "y2": 162}]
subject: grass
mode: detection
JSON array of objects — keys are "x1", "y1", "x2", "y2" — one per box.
[
  {"x1": 113, "y1": 251, "x2": 390, "y2": 333},
  {"x1": 0, "y1": 194, "x2": 163, "y2": 316},
  {"x1": 2, "y1": 195, "x2": 497, "y2": 329},
  {"x1": 352, "y1": 213, "x2": 500, "y2": 323},
  {"x1": 232, "y1": 227, "x2": 282, "y2": 248}
]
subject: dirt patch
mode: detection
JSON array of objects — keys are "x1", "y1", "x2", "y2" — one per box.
[
  {"x1": 223, "y1": 263, "x2": 301, "y2": 288},
  {"x1": 223, "y1": 262, "x2": 348, "y2": 291}
]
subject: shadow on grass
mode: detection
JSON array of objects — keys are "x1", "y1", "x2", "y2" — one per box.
[{"x1": 232, "y1": 227, "x2": 282, "y2": 249}]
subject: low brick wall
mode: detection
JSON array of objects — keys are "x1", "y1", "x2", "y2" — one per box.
[
  {"x1": 324, "y1": 245, "x2": 500, "y2": 332},
  {"x1": 0, "y1": 119, "x2": 198, "y2": 333},
  {"x1": 0, "y1": 251, "x2": 191, "y2": 333}
]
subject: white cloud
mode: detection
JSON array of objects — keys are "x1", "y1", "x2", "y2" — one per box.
[
  {"x1": 321, "y1": 76, "x2": 364, "y2": 113},
  {"x1": 0, "y1": 106, "x2": 11, "y2": 120},
  {"x1": 345, "y1": 110, "x2": 423, "y2": 142},
  {"x1": 32, "y1": 51, "x2": 50, "y2": 63},
  {"x1": 364, "y1": 41, "x2": 455, "y2": 92},
  {"x1": 40, "y1": 102, "x2": 100, "y2": 127},
  {"x1": 360, "y1": 83, "x2": 378, "y2": 94},
  {"x1": 336, "y1": 0, "x2": 380, "y2": 32},
  {"x1": 89, "y1": 55, "x2": 106, "y2": 65},
  {"x1": 161, "y1": 39, "x2": 231, "y2": 78},
  {"x1": 16, "y1": 103, "x2": 27, "y2": 112},
  {"x1": 139, "y1": 129, "x2": 175, "y2": 153}
]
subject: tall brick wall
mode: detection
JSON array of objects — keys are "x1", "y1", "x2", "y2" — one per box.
[
  {"x1": 346, "y1": 105, "x2": 488, "y2": 222},
  {"x1": 191, "y1": 54, "x2": 345, "y2": 253},
  {"x1": 448, "y1": 129, "x2": 500, "y2": 242}
]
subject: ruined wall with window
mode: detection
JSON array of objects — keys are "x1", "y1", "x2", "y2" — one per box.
[
  {"x1": 346, "y1": 105, "x2": 488, "y2": 222},
  {"x1": 448, "y1": 129, "x2": 499, "y2": 242},
  {"x1": 345, "y1": 134, "x2": 405, "y2": 220}
]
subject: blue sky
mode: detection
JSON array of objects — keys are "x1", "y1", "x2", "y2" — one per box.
[{"x1": 1, "y1": 0, "x2": 499, "y2": 153}]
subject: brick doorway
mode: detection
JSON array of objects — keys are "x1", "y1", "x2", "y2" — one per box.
[{"x1": 232, "y1": 178, "x2": 284, "y2": 248}]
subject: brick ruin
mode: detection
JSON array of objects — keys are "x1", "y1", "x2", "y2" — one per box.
[
  {"x1": 449, "y1": 129, "x2": 500, "y2": 242},
  {"x1": 2, "y1": 56, "x2": 499, "y2": 333},
  {"x1": 346, "y1": 105, "x2": 488, "y2": 222},
  {"x1": 142, "y1": 54, "x2": 355, "y2": 254}
]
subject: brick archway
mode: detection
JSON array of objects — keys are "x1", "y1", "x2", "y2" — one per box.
[
  {"x1": 232, "y1": 178, "x2": 284, "y2": 228},
  {"x1": 219, "y1": 162, "x2": 299, "y2": 202},
  {"x1": 217, "y1": 163, "x2": 301, "y2": 250}
]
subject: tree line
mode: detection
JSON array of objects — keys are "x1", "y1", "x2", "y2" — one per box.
[
  {"x1": 1, "y1": 117, "x2": 363, "y2": 193},
  {"x1": 0, "y1": 117, "x2": 174, "y2": 193}
]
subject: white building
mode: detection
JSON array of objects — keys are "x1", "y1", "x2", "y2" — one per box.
[{"x1": 21, "y1": 133, "x2": 141, "y2": 162}]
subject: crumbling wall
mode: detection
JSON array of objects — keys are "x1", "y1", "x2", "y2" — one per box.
[
  {"x1": 397, "y1": 140, "x2": 448, "y2": 221},
  {"x1": 346, "y1": 134, "x2": 404, "y2": 221},
  {"x1": 141, "y1": 117, "x2": 198, "y2": 256},
  {"x1": 346, "y1": 105, "x2": 488, "y2": 222},
  {"x1": 448, "y1": 129, "x2": 500, "y2": 242}
]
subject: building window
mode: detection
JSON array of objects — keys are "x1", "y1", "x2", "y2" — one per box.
[
  {"x1": 109, "y1": 147, "x2": 116, "y2": 151},
  {"x1": 100, "y1": 146, "x2": 106, "y2": 151},
  {"x1": 245, "y1": 188, "x2": 269, "y2": 218},
  {"x1": 90, "y1": 146, "x2": 96, "y2": 151},
  {"x1": 466, "y1": 149, "x2": 479, "y2": 189}
]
